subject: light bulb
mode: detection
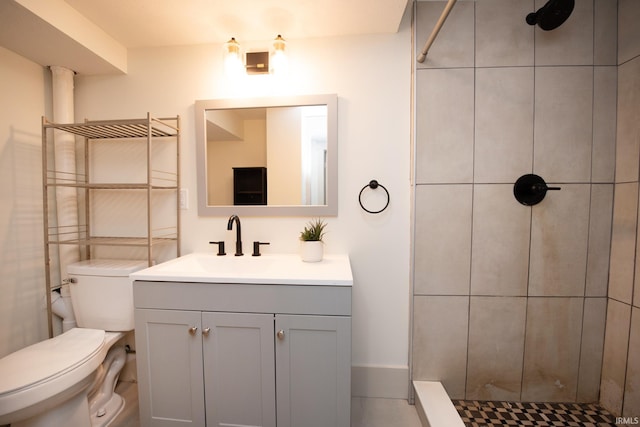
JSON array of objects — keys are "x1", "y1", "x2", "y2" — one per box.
[
  {"x1": 223, "y1": 37, "x2": 244, "y2": 77},
  {"x1": 271, "y1": 34, "x2": 288, "y2": 75}
]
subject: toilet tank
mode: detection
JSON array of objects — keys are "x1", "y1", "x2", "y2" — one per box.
[{"x1": 67, "y1": 259, "x2": 148, "y2": 331}]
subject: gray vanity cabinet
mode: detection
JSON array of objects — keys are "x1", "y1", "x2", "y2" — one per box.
[
  {"x1": 275, "y1": 315, "x2": 351, "y2": 427},
  {"x1": 134, "y1": 280, "x2": 352, "y2": 427},
  {"x1": 134, "y1": 309, "x2": 206, "y2": 427},
  {"x1": 203, "y1": 312, "x2": 276, "y2": 427},
  {"x1": 135, "y1": 310, "x2": 276, "y2": 427}
]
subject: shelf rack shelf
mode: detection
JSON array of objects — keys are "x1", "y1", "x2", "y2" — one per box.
[{"x1": 42, "y1": 113, "x2": 180, "y2": 337}]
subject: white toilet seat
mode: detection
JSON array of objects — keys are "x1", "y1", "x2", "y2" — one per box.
[{"x1": 0, "y1": 328, "x2": 107, "y2": 424}]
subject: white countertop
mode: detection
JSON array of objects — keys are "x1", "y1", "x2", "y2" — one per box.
[{"x1": 130, "y1": 253, "x2": 353, "y2": 286}]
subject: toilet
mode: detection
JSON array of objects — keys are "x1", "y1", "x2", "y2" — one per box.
[{"x1": 0, "y1": 259, "x2": 147, "y2": 427}]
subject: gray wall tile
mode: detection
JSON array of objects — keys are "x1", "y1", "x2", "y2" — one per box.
[
  {"x1": 466, "y1": 296, "x2": 526, "y2": 401},
  {"x1": 412, "y1": 0, "x2": 614, "y2": 404},
  {"x1": 534, "y1": 0, "x2": 594, "y2": 66},
  {"x1": 618, "y1": 0, "x2": 640, "y2": 64},
  {"x1": 577, "y1": 297, "x2": 607, "y2": 402},
  {"x1": 534, "y1": 67, "x2": 594, "y2": 183},
  {"x1": 623, "y1": 307, "x2": 640, "y2": 416},
  {"x1": 601, "y1": 299, "x2": 632, "y2": 415},
  {"x1": 414, "y1": 185, "x2": 472, "y2": 295},
  {"x1": 635, "y1": 191, "x2": 640, "y2": 308},
  {"x1": 415, "y1": 1, "x2": 475, "y2": 69},
  {"x1": 474, "y1": 67, "x2": 534, "y2": 183},
  {"x1": 616, "y1": 57, "x2": 640, "y2": 183},
  {"x1": 416, "y1": 69, "x2": 475, "y2": 184},
  {"x1": 522, "y1": 297, "x2": 584, "y2": 402},
  {"x1": 475, "y1": 0, "x2": 534, "y2": 67},
  {"x1": 471, "y1": 184, "x2": 530, "y2": 296},
  {"x1": 592, "y1": 66, "x2": 617, "y2": 183},
  {"x1": 635, "y1": 243, "x2": 640, "y2": 308},
  {"x1": 529, "y1": 184, "x2": 590, "y2": 296},
  {"x1": 586, "y1": 185, "x2": 614, "y2": 296},
  {"x1": 609, "y1": 182, "x2": 638, "y2": 304},
  {"x1": 412, "y1": 296, "x2": 469, "y2": 399},
  {"x1": 594, "y1": 0, "x2": 618, "y2": 65}
]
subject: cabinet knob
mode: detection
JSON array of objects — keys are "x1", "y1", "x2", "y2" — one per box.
[
  {"x1": 188, "y1": 326, "x2": 198, "y2": 336},
  {"x1": 277, "y1": 330, "x2": 285, "y2": 340},
  {"x1": 203, "y1": 327, "x2": 211, "y2": 337}
]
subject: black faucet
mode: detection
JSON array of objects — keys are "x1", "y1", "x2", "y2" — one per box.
[{"x1": 227, "y1": 214, "x2": 243, "y2": 256}]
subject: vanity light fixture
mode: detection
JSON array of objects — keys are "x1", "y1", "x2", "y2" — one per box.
[
  {"x1": 223, "y1": 35, "x2": 288, "y2": 77},
  {"x1": 246, "y1": 50, "x2": 270, "y2": 74}
]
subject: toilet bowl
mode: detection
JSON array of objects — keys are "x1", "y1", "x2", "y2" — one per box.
[{"x1": 0, "y1": 259, "x2": 147, "y2": 427}]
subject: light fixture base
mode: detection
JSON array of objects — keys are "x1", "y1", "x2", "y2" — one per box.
[{"x1": 245, "y1": 52, "x2": 269, "y2": 74}]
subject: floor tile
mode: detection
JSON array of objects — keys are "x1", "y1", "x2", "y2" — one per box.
[{"x1": 453, "y1": 400, "x2": 616, "y2": 427}]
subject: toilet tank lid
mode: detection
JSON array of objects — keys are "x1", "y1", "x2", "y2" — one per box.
[
  {"x1": 67, "y1": 259, "x2": 149, "y2": 276},
  {"x1": 0, "y1": 328, "x2": 105, "y2": 395}
]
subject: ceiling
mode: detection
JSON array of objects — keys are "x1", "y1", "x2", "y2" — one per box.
[
  {"x1": 64, "y1": 0, "x2": 410, "y2": 47},
  {"x1": 0, "y1": 0, "x2": 409, "y2": 75}
]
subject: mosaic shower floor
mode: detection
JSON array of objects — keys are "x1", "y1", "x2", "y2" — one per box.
[{"x1": 453, "y1": 400, "x2": 618, "y2": 426}]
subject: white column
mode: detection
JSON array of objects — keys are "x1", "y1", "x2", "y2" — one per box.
[{"x1": 50, "y1": 66, "x2": 79, "y2": 281}]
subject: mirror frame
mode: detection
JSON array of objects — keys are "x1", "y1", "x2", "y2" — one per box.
[{"x1": 195, "y1": 94, "x2": 338, "y2": 216}]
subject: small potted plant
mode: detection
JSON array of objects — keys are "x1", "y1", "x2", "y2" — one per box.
[{"x1": 299, "y1": 218, "x2": 327, "y2": 262}]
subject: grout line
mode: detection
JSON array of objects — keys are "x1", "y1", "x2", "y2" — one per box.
[{"x1": 463, "y1": 0, "x2": 477, "y2": 400}]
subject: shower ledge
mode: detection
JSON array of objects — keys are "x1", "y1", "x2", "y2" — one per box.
[{"x1": 413, "y1": 381, "x2": 464, "y2": 427}]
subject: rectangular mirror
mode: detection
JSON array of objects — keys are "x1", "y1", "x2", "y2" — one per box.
[{"x1": 195, "y1": 94, "x2": 338, "y2": 216}]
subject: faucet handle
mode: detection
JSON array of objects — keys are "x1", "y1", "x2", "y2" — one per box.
[
  {"x1": 252, "y1": 241, "x2": 270, "y2": 257},
  {"x1": 209, "y1": 241, "x2": 226, "y2": 256}
]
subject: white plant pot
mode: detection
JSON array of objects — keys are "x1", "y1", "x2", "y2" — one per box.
[{"x1": 300, "y1": 241, "x2": 324, "y2": 262}]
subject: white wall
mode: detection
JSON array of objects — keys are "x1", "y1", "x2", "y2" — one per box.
[
  {"x1": 207, "y1": 118, "x2": 267, "y2": 205},
  {"x1": 74, "y1": 11, "x2": 412, "y2": 393},
  {"x1": 267, "y1": 107, "x2": 302, "y2": 205},
  {"x1": 0, "y1": 46, "x2": 48, "y2": 357}
]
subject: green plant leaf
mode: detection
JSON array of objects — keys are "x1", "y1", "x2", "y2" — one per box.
[{"x1": 299, "y1": 218, "x2": 327, "y2": 241}]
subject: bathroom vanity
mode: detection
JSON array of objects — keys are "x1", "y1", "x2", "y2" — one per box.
[{"x1": 131, "y1": 253, "x2": 352, "y2": 427}]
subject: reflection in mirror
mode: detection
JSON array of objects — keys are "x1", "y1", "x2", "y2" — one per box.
[
  {"x1": 205, "y1": 105, "x2": 327, "y2": 206},
  {"x1": 195, "y1": 95, "x2": 337, "y2": 216}
]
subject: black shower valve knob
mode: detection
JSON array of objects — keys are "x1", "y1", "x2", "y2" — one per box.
[
  {"x1": 514, "y1": 174, "x2": 561, "y2": 206},
  {"x1": 532, "y1": 183, "x2": 561, "y2": 194}
]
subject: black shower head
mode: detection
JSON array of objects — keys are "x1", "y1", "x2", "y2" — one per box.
[{"x1": 526, "y1": 0, "x2": 575, "y2": 31}]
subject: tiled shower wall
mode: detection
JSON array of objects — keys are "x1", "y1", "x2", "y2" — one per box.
[
  {"x1": 600, "y1": 0, "x2": 640, "y2": 417},
  {"x1": 412, "y1": 0, "x2": 617, "y2": 403}
]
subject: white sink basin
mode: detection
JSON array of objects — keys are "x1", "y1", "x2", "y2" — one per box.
[{"x1": 130, "y1": 253, "x2": 353, "y2": 286}]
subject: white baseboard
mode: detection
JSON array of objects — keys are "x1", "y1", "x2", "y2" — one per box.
[{"x1": 351, "y1": 365, "x2": 409, "y2": 399}]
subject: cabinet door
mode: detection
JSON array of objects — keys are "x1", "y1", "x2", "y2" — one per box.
[
  {"x1": 275, "y1": 315, "x2": 351, "y2": 427},
  {"x1": 135, "y1": 309, "x2": 205, "y2": 427},
  {"x1": 203, "y1": 312, "x2": 276, "y2": 427}
]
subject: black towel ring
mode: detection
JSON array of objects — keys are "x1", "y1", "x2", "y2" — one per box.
[{"x1": 359, "y1": 180, "x2": 390, "y2": 214}]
